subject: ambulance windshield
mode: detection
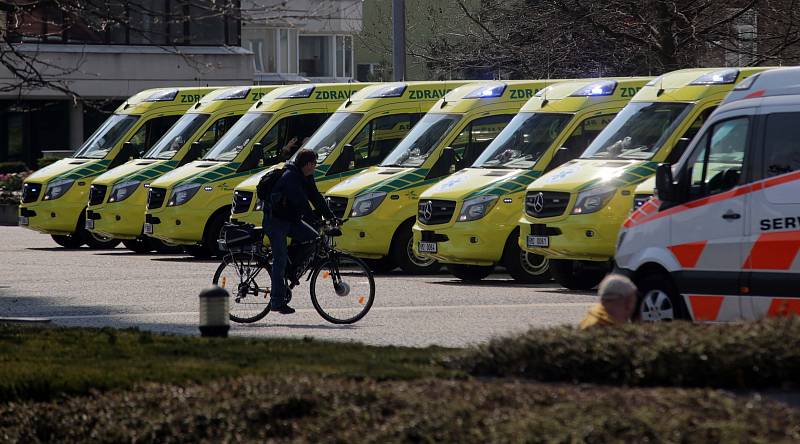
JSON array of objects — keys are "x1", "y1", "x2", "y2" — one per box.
[
  {"x1": 381, "y1": 113, "x2": 460, "y2": 167},
  {"x1": 303, "y1": 112, "x2": 364, "y2": 162},
  {"x1": 474, "y1": 112, "x2": 572, "y2": 169},
  {"x1": 74, "y1": 114, "x2": 140, "y2": 159},
  {"x1": 144, "y1": 113, "x2": 210, "y2": 159},
  {"x1": 581, "y1": 102, "x2": 691, "y2": 160},
  {"x1": 203, "y1": 112, "x2": 273, "y2": 161}
]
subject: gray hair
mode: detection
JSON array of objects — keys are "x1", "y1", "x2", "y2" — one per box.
[{"x1": 598, "y1": 274, "x2": 637, "y2": 301}]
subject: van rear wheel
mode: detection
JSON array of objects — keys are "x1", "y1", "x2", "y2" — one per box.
[
  {"x1": 51, "y1": 234, "x2": 83, "y2": 249},
  {"x1": 446, "y1": 264, "x2": 493, "y2": 282},
  {"x1": 550, "y1": 259, "x2": 607, "y2": 290}
]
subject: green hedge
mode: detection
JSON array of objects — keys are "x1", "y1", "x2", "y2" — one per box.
[
  {"x1": 451, "y1": 318, "x2": 800, "y2": 389},
  {"x1": 1, "y1": 375, "x2": 798, "y2": 443}
]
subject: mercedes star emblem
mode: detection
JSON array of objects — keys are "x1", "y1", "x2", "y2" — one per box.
[
  {"x1": 421, "y1": 201, "x2": 434, "y2": 221},
  {"x1": 532, "y1": 192, "x2": 545, "y2": 213}
]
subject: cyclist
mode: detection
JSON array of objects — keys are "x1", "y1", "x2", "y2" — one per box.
[{"x1": 265, "y1": 149, "x2": 336, "y2": 314}]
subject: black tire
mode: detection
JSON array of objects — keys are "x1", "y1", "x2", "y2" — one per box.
[
  {"x1": 203, "y1": 211, "x2": 230, "y2": 258},
  {"x1": 152, "y1": 239, "x2": 184, "y2": 254},
  {"x1": 635, "y1": 272, "x2": 687, "y2": 321},
  {"x1": 51, "y1": 234, "x2": 83, "y2": 249},
  {"x1": 184, "y1": 244, "x2": 212, "y2": 258},
  {"x1": 389, "y1": 222, "x2": 441, "y2": 274},
  {"x1": 550, "y1": 259, "x2": 607, "y2": 290},
  {"x1": 213, "y1": 253, "x2": 272, "y2": 323},
  {"x1": 363, "y1": 257, "x2": 396, "y2": 273},
  {"x1": 446, "y1": 264, "x2": 493, "y2": 282},
  {"x1": 502, "y1": 236, "x2": 551, "y2": 284},
  {"x1": 310, "y1": 253, "x2": 375, "y2": 324},
  {"x1": 122, "y1": 237, "x2": 154, "y2": 254},
  {"x1": 82, "y1": 231, "x2": 121, "y2": 249}
]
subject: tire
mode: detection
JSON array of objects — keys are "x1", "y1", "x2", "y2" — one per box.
[
  {"x1": 184, "y1": 244, "x2": 212, "y2": 258},
  {"x1": 51, "y1": 234, "x2": 83, "y2": 249},
  {"x1": 152, "y1": 239, "x2": 184, "y2": 254},
  {"x1": 311, "y1": 253, "x2": 375, "y2": 324},
  {"x1": 446, "y1": 264, "x2": 493, "y2": 282},
  {"x1": 635, "y1": 272, "x2": 687, "y2": 321},
  {"x1": 203, "y1": 211, "x2": 230, "y2": 258},
  {"x1": 502, "y1": 236, "x2": 551, "y2": 284},
  {"x1": 389, "y1": 223, "x2": 441, "y2": 274},
  {"x1": 550, "y1": 259, "x2": 607, "y2": 290},
  {"x1": 82, "y1": 231, "x2": 121, "y2": 249},
  {"x1": 363, "y1": 257, "x2": 396, "y2": 273},
  {"x1": 213, "y1": 253, "x2": 272, "y2": 323},
  {"x1": 122, "y1": 237, "x2": 154, "y2": 254}
]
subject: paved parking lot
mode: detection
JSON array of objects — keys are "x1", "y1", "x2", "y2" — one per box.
[{"x1": 0, "y1": 227, "x2": 597, "y2": 347}]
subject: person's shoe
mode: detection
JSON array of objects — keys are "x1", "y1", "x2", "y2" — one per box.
[{"x1": 270, "y1": 303, "x2": 296, "y2": 314}]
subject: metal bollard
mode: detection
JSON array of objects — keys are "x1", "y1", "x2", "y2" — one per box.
[{"x1": 199, "y1": 286, "x2": 229, "y2": 338}]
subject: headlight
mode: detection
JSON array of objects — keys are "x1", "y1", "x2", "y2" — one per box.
[
  {"x1": 350, "y1": 192, "x2": 386, "y2": 217},
  {"x1": 458, "y1": 196, "x2": 498, "y2": 222},
  {"x1": 632, "y1": 194, "x2": 652, "y2": 211},
  {"x1": 108, "y1": 180, "x2": 141, "y2": 203},
  {"x1": 43, "y1": 179, "x2": 75, "y2": 200},
  {"x1": 167, "y1": 183, "x2": 201, "y2": 206},
  {"x1": 571, "y1": 186, "x2": 616, "y2": 215},
  {"x1": 254, "y1": 199, "x2": 264, "y2": 211}
]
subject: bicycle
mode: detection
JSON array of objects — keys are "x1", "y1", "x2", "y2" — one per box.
[{"x1": 212, "y1": 220, "x2": 375, "y2": 324}]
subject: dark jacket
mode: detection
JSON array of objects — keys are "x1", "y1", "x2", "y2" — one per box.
[{"x1": 269, "y1": 163, "x2": 334, "y2": 223}]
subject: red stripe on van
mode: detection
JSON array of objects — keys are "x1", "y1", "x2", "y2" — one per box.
[
  {"x1": 767, "y1": 298, "x2": 800, "y2": 317},
  {"x1": 743, "y1": 231, "x2": 800, "y2": 270},
  {"x1": 668, "y1": 241, "x2": 707, "y2": 268},
  {"x1": 688, "y1": 295, "x2": 724, "y2": 321}
]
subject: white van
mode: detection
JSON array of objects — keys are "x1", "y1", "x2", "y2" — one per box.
[{"x1": 616, "y1": 67, "x2": 800, "y2": 322}]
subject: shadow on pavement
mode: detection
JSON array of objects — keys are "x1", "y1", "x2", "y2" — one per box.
[
  {"x1": 238, "y1": 322, "x2": 358, "y2": 331},
  {"x1": 150, "y1": 256, "x2": 221, "y2": 264}
]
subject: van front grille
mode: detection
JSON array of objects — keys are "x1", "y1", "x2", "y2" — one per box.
[
  {"x1": 525, "y1": 191, "x2": 571, "y2": 218},
  {"x1": 418, "y1": 199, "x2": 456, "y2": 225}
]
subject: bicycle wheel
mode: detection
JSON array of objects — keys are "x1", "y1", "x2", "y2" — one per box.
[
  {"x1": 212, "y1": 252, "x2": 272, "y2": 323},
  {"x1": 310, "y1": 253, "x2": 375, "y2": 324}
]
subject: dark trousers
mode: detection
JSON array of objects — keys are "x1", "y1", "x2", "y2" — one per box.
[{"x1": 263, "y1": 215, "x2": 318, "y2": 306}]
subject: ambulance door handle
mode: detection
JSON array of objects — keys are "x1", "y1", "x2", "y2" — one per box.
[{"x1": 722, "y1": 210, "x2": 741, "y2": 220}]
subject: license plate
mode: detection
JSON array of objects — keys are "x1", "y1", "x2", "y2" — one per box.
[
  {"x1": 85, "y1": 219, "x2": 94, "y2": 230},
  {"x1": 18, "y1": 216, "x2": 28, "y2": 226},
  {"x1": 418, "y1": 241, "x2": 437, "y2": 253},
  {"x1": 526, "y1": 235, "x2": 549, "y2": 248},
  {"x1": 143, "y1": 223, "x2": 153, "y2": 235}
]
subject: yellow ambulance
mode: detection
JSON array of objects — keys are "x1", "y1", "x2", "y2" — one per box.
[
  {"x1": 413, "y1": 77, "x2": 651, "y2": 282},
  {"x1": 228, "y1": 81, "x2": 472, "y2": 227},
  {"x1": 518, "y1": 67, "x2": 770, "y2": 290},
  {"x1": 144, "y1": 83, "x2": 370, "y2": 257},
  {"x1": 324, "y1": 80, "x2": 553, "y2": 273},
  {"x1": 18, "y1": 87, "x2": 217, "y2": 248},
  {"x1": 85, "y1": 86, "x2": 279, "y2": 253}
]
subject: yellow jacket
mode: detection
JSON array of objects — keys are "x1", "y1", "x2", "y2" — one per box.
[{"x1": 579, "y1": 303, "x2": 616, "y2": 329}]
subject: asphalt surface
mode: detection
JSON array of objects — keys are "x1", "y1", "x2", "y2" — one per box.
[{"x1": 0, "y1": 226, "x2": 597, "y2": 348}]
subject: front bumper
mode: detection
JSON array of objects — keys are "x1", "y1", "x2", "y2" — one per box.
[
  {"x1": 18, "y1": 199, "x2": 84, "y2": 235},
  {"x1": 412, "y1": 221, "x2": 507, "y2": 266},
  {"x1": 518, "y1": 213, "x2": 620, "y2": 261},
  {"x1": 145, "y1": 205, "x2": 210, "y2": 245},
  {"x1": 86, "y1": 194, "x2": 147, "y2": 240},
  {"x1": 335, "y1": 215, "x2": 400, "y2": 259}
]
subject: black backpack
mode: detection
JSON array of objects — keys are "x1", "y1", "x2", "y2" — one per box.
[{"x1": 255, "y1": 167, "x2": 285, "y2": 202}]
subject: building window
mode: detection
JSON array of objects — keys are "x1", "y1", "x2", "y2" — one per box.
[
  {"x1": 299, "y1": 35, "x2": 332, "y2": 77},
  {"x1": 5, "y1": 0, "x2": 240, "y2": 46},
  {"x1": 336, "y1": 35, "x2": 353, "y2": 78},
  {"x1": 243, "y1": 27, "x2": 297, "y2": 74},
  {"x1": 725, "y1": 8, "x2": 757, "y2": 66}
]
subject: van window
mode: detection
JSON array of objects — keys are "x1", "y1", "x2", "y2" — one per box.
[
  {"x1": 547, "y1": 113, "x2": 616, "y2": 171},
  {"x1": 665, "y1": 107, "x2": 716, "y2": 163},
  {"x1": 127, "y1": 115, "x2": 181, "y2": 156},
  {"x1": 686, "y1": 117, "x2": 749, "y2": 199},
  {"x1": 350, "y1": 113, "x2": 421, "y2": 168},
  {"x1": 474, "y1": 112, "x2": 572, "y2": 169},
  {"x1": 763, "y1": 112, "x2": 800, "y2": 178},
  {"x1": 451, "y1": 114, "x2": 513, "y2": 170},
  {"x1": 194, "y1": 115, "x2": 241, "y2": 157},
  {"x1": 258, "y1": 113, "x2": 330, "y2": 164}
]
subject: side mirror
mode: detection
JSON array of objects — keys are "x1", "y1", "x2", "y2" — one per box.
[
  {"x1": 108, "y1": 142, "x2": 137, "y2": 169},
  {"x1": 177, "y1": 141, "x2": 204, "y2": 167},
  {"x1": 237, "y1": 142, "x2": 263, "y2": 172},
  {"x1": 655, "y1": 163, "x2": 678, "y2": 203},
  {"x1": 427, "y1": 147, "x2": 455, "y2": 179},
  {"x1": 342, "y1": 144, "x2": 355, "y2": 169}
]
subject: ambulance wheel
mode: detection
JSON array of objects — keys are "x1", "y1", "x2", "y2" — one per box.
[
  {"x1": 51, "y1": 234, "x2": 83, "y2": 249},
  {"x1": 550, "y1": 259, "x2": 607, "y2": 291},
  {"x1": 153, "y1": 239, "x2": 183, "y2": 254},
  {"x1": 502, "y1": 238, "x2": 551, "y2": 284},
  {"x1": 364, "y1": 257, "x2": 396, "y2": 273},
  {"x1": 82, "y1": 231, "x2": 121, "y2": 249},
  {"x1": 390, "y1": 223, "x2": 441, "y2": 274},
  {"x1": 446, "y1": 264, "x2": 493, "y2": 282},
  {"x1": 635, "y1": 273, "x2": 687, "y2": 322},
  {"x1": 122, "y1": 237, "x2": 154, "y2": 254},
  {"x1": 203, "y1": 211, "x2": 230, "y2": 258},
  {"x1": 184, "y1": 244, "x2": 212, "y2": 258}
]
